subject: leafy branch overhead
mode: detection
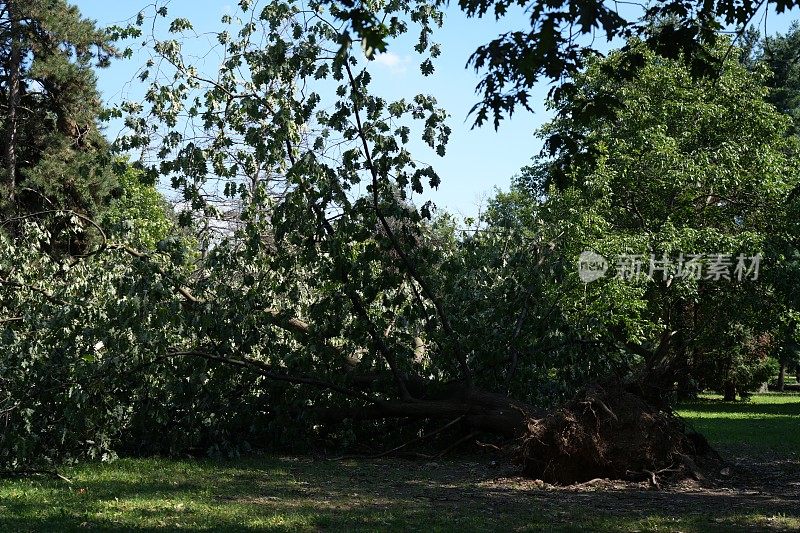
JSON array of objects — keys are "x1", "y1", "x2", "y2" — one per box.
[{"x1": 310, "y1": 0, "x2": 800, "y2": 127}]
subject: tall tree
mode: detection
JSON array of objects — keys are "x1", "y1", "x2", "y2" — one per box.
[
  {"x1": 737, "y1": 24, "x2": 800, "y2": 394},
  {"x1": 523, "y1": 39, "x2": 800, "y2": 404},
  {"x1": 0, "y1": 0, "x2": 116, "y2": 216}
]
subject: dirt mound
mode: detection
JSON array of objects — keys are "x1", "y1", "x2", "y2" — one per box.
[{"x1": 518, "y1": 387, "x2": 715, "y2": 484}]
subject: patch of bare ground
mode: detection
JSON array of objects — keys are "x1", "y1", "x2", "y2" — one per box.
[{"x1": 237, "y1": 449, "x2": 799, "y2": 531}]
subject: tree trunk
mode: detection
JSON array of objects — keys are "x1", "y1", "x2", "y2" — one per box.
[
  {"x1": 315, "y1": 388, "x2": 536, "y2": 437},
  {"x1": 723, "y1": 381, "x2": 736, "y2": 401},
  {"x1": 674, "y1": 344, "x2": 697, "y2": 400},
  {"x1": 777, "y1": 362, "x2": 786, "y2": 392},
  {"x1": 179, "y1": 332, "x2": 713, "y2": 484},
  {"x1": 4, "y1": 0, "x2": 21, "y2": 204}
]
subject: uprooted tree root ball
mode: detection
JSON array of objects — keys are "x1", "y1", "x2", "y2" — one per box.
[{"x1": 516, "y1": 388, "x2": 717, "y2": 485}]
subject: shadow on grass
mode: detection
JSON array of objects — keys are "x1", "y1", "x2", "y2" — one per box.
[
  {"x1": 3, "y1": 394, "x2": 800, "y2": 532},
  {"x1": 2, "y1": 455, "x2": 799, "y2": 532}
]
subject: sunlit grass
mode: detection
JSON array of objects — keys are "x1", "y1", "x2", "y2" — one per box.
[
  {"x1": 677, "y1": 392, "x2": 800, "y2": 453},
  {"x1": 0, "y1": 457, "x2": 543, "y2": 532}
]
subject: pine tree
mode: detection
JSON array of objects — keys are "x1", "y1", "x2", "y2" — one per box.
[{"x1": 0, "y1": 0, "x2": 117, "y2": 217}]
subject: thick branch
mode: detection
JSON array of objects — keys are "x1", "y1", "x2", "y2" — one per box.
[
  {"x1": 167, "y1": 348, "x2": 378, "y2": 405},
  {"x1": 315, "y1": 392, "x2": 536, "y2": 437},
  {"x1": 342, "y1": 60, "x2": 473, "y2": 388},
  {"x1": 4, "y1": 0, "x2": 20, "y2": 203},
  {"x1": 285, "y1": 137, "x2": 411, "y2": 399}
]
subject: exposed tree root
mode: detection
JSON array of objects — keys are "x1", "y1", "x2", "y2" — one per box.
[{"x1": 516, "y1": 386, "x2": 717, "y2": 485}]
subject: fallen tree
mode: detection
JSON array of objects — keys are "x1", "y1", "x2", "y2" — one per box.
[
  {"x1": 0, "y1": 208, "x2": 720, "y2": 482},
  {"x1": 1, "y1": 1, "x2": 795, "y2": 483}
]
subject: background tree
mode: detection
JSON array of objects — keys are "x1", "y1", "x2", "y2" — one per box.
[
  {"x1": 739, "y1": 23, "x2": 800, "y2": 393},
  {"x1": 0, "y1": 0, "x2": 117, "y2": 217},
  {"x1": 759, "y1": 23, "x2": 800, "y2": 134},
  {"x1": 515, "y1": 39, "x2": 800, "y2": 404},
  {"x1": 101, "y1": 164, "x2": 174, "y2": 250}
]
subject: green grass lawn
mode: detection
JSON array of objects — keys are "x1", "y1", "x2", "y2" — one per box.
[
  {"x1": 1, "y1": 393, "x2": 799, "y2": 532},
  {"x1": 676, "y1": 392, "x2": 800, "y2": 454},
  {"x1": 0, "y1": 456, "x2": 660, "y2": 532}
]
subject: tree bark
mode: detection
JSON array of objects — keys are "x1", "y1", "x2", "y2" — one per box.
[{"x1": 723, "y1": 381, "x2": 736, "y2": 401}]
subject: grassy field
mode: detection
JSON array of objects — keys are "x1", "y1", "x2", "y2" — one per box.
[
  {"x1": 1, "y1": 393, "x2": 798, "y2": 532},
  {"x1": 676, "y1": 392, "x2": 800, "y2": 453}
]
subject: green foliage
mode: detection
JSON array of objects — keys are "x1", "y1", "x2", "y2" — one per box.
[
  {"x1": 316, "y1": 0, "x2": 800, "y2": 126},
  {"x1": 1, "y1": 0, "x2": 500, "y2": 466},
  {"x1": 745, "y1": 23, "x2": 800, "y2": 135},
  {"x1": 115, "y1": 0, "x2": 457, "y2": 392},
  {"x1": 498, "y1": 40, "x2": 800, "y2": 401},
  {"x1": 421, "y1": 207, "x2": 598, "y2": 403},
  {"x1": 0, "y1": 214, "x2": 310, "y2": 466},
  {"x1": 101, "y1": 165, "x2": 173, "y2": 249},
  {"x1": 4, "y1": 0, "x2": 800, "y2": 471},
  {"x1": 692, "y1": 329, "x2": 779, "y2": 398},
  {"x1": 0, "y1": 0, "x2": 117, "y2": 216}
]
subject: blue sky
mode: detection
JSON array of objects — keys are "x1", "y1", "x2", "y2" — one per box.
[{"x1": 75, "y1": 1, "x2": 800, "y2": 219}]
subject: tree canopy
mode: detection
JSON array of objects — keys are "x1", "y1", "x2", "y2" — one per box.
[
  {"x1": 511, "y1": 39, "x2": 800, "y2": 401},
  {"x1": 1, "y1": 0, "x2": 800, "y2": 484},
  {"x1": 0, "y1": 0, "x2": 116, "y2": 216},
  {"x1": 314, "y1": 0, "x2": 800, "y2": 127}
]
